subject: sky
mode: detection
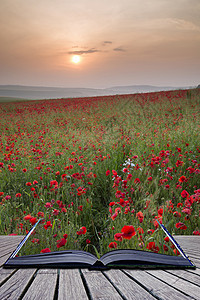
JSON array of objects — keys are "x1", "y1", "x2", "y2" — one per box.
[{"x1": 0, "y1": 0, "x2": 200, "y2": 88}]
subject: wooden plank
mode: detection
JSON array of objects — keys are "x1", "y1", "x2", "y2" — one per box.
[
  {"x1": 23, "y1": 269, "x2": 57, "y2": 300},
  {"x1": 58, "y1": 269, "x2": 88, "y2": 300},
  {"x1": 174, "y1": 236, "x2": 200, "y2": 248},
  {"x1": 81, "y1": 269, "x2": 122, "y2": 300},
  {"x1": 0, "y1": 253, "x2": 16, "y2": 267},
  {"x1": 147, "y1": 269, "x2": 200, "y2": 299},
  {"x1": 187, "y1": 258, "x2": 200, "y2": 268},
  {"x1": 0, "y1": 268, "x2": 36, "y2": 299},
  {"x1": 166, "y1": 269, "x2": 200, "y2": 286},
  {"x1": 0, "y1": 268, "x2": 17, "y2": 285},
  {"x1": 187, "y1": 268, "x2": 200, "y2": 276},
  {"x1": 124, "y1": 269, "x2": 191, "y2": 300},
  {"x1": 0, "y1": 244, "x2": 19, "y2": 257},
  {"x1": 104, "y1": 269, "x2": 155, "y2": 299},
  {"x1": 0, "y1": 236, "x2": 24, "y2": 248},
  {"x1": 0, "y1": 235, "x2": 24, "y2": 242}
]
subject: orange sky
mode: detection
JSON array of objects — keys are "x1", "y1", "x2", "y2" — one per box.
[{"x1": 0, "y1": 0, "x2": 200, "y2": 88}]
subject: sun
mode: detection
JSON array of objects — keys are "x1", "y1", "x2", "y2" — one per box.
[{"x1": 72, "y1": 55, "x2": 81, "y2": 64}]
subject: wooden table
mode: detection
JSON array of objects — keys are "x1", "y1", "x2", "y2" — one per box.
[{"x1": 0, "y1": 235, "x2": 199, "y2": 299}]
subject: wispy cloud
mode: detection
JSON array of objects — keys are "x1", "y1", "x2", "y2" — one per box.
[
  {"x1": 169, "y1": 18, "x2": 200, "y2": 31},
  {"x1": 103, "y1": 41, "x2": 112, "y2": 45},
  {"x1": 113, "y1": 47, "x2": 126, "y2": 52},
  {"x1": 68, "y1": 48, "x2": 100, "y2": 55}
]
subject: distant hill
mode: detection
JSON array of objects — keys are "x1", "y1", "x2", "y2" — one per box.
[{"x1": 0, "y1": 84, "x2": 194, "y2": 100}]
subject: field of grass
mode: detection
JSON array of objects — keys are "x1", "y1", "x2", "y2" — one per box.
[{"x1": 0, "y1": 89, "x2": 199, "y2": 257}]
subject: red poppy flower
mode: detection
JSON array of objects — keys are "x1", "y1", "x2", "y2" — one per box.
[
  {"x1": 57, "y1": 238, "x2": 67, "y2": 248},
  {"x1": 193, "y1": 231, "x2": 200, "y2": 235},
  {"x1": 134, "y1": 178, "x2": 140, "y2": 184},
  {"x1": 164, "y1": 236, "x2": 169, "y2": 242},
  {"x1": 163, "y1": 245, "x2": 168, "y2": 252},
  {"x1": 37, "y1": 211, "x2": 44, "y2": 217},
  {"x1": 30, "y1": 217, "x2": 37, "y2": 225},
  {"x1": 137, "y1": 227, "x2": 144, "y2": 234},
  {"x1": 121, "y1": 225, "x2": 136, "y2": 240},
  {"x1": 24, "y1": 214, "x2": 32, "y2": 221},
  {"x1": 112, "y1": 170, "x2": 118, "y2": 176},
  {"x1": 77, "y1": 226, "x2": 87, "y2": 235},
  {"x1": 175, "y1": 222, "x2": 187, "y2": 230},
  {"x1": 15, "y1": 193, "x2": 22, "y2": 198},
  {"x1": 173, "y1": 249, "x2": 180, "y2": 255},
  {"x1": 106, "y1": 170, "x2": 110, "y2": 176},
  {"x1": 44, "y1": 221, "x2": 52, "y2": 230},
  {"x1": 114, "y1": 233, "x2": 123, "y2": 241},
  {"x1": 109, "y1": 242, "x2": 117, "y2": 249},
  {"x1": 179, "y1": 176, "x2": 187, "y2": 183},
  {"x1": 146, "y1": 242, "x2": 159, "y2": 253},
  {"x1": 181, "y1": 190, "x2": 189, "y2": 198},
  {"x1": 41, "y1": 248, "x2": 51, "y2": 253},
  {"x1": 136, "y1": 211, "x2": 144, "y2": 223}
]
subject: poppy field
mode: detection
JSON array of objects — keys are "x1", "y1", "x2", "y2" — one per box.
[{"x1": 0, "y1": 88, "x2": 199, "y2": 257}]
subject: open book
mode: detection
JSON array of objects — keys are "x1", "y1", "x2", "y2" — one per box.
[{"x1": 4, "y1": 219, "x2": 195, "y2": 269}]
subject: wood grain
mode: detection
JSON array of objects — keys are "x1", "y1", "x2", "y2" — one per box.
[
  {"x1": 124, "y1": 269, "x2": 191, "y2": 300},
  {"x1": 23, "y1": 269, "x2": 57, "y2": 300},
  {"x1": 104, "y1": 269, "x2": 155, "y2": 299},
  {"x1": 58, "y1": 269, "x2": 88, "y2": 300},
  {"x1": 81, "y1": 269, "x2": 122, "y2": 300},
  {"x1": 0, "y1": 268, "x2": 36, "y2": 299},
  {"x1": 147, "y1": 269, "x2": 200, "y2": 299}
]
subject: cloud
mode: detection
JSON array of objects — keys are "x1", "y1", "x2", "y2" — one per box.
[
  {"x1": 113, "y1": 47, "x2": 126, "y2": 52},
  {"x1": 68, "y1": 48, "x2": 100, "y2": 55},
  {"x1": 103, "y1": 41, "x2": 112, "y2": 45},
  {"x1": 169, "y1": 18, "x2": 200, "y2": 31}
]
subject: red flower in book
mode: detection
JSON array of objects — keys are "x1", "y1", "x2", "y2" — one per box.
[
  {"x1": 24, "y1": 214, "x2": 32, "y2": 221},
  {"x1": 121, "y1": 225, "x2": 136, "y2": 240},
  {"x1": 136, "y1": 211, "x2": 144, "y2": 223},
  {"x1": 181, "y1": 190, "x2": 189, "y2": 198},
  {"x1": 41, "y1": 248, "x2": 51, "y2": 253},
  {"x1": 31, "y1": 238, "x2": 40, "y2": 244},
  {"x1": 57, "y1": 238, "x2": 67, "y2": 248},
  {"x1": 173, "y1": 249, "x2": 180, "y2": 256},
  {"x1": 163, "y1": 245, "x2": 168, "y2": 252},
  {"x1": 109, "y1": 242, "x2": 118, "y2": 249},
  {"x1": 179, "y1": 176, "x2": 187, "y2": 183},
  {"x1": 106, "y1": 170, "x2": 110, "y2": 176},
  {"x1": 30, "y1": 217, "x2": 37, "y2": 225},
  {"x1": 175, "y1": 222, "x2": 187, "y2": 230},
  {"x1": 137, "y1": 227, "x2": 144, "y2": 234},
  {"x1": 77, "y1": 226, "x2": 87, "y2": 235},
  {"x1": 146, "y1": 242, "x2": 159, "y2": 253},
  {"x1": 37, "y1": 211, "x2": 44, "y2": 217},
  {"x1": 193, "y1": 230, "x2": 200, "y2": 235},
  {"x1": 134, "y1": 178, "x2": 140, "y2": 184},
  {"x1": 44, "y1": 221, "x2": 52, "y2": 230},
  {"x1": 157, "y1": 208, "x2": 163, "y2": 216},
  {"x1": 114, "y1": 233, "x2": 123, "y2": 241}
]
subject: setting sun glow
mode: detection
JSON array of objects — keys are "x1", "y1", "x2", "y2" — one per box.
[{"x1": 72, "y1": 55, "x2": 80, "y2": 64}]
